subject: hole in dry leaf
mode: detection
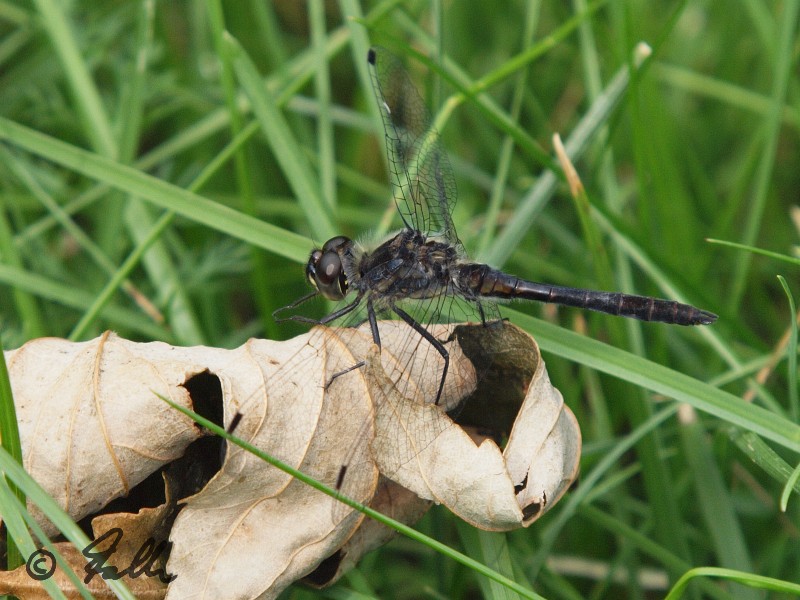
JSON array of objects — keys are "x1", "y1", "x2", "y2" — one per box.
[
  {"x1": 1, "y1": 523, "x2": 8, "y2": 559},
  {"x1": 92, "y1": 468, "x2": 167, "y2": 518},
  {"x1": 169, "y1": 370, "x2": 226, "y2": 501},
  {"x1": 169, "y1": 436, "x2": 225, "y2": 498},
  {"x1": 522, "y1": 490, "x2": 546, "y2": 521},
  {"x1": 304, "y1": 549, "x2": 346, "y2": 587},
  {"x1": 182, "y1": 370, "x2": 224, "y2": 430},
  {"x1": 70, "y1": 371, "x2": 226, "y2": 540},
  {"x1": 182, "y1": 370, "x2": 228, "y2": 464},
  {"x1": 522, "y1": 502, "x2": 543, "y2": 521},
  {"x1": 76, "y1": 435, "x2": 225, "y2": 540},
  {"x1": 451, "y1": 323, "x2": 538, "y2": 444},
  {"x1": 514, "y1": 473, "x2": 529, "y2": 495}
]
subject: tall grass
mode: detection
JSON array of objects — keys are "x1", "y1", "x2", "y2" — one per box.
[{"x1": 1, "y1": 1, "x2": 799, "y2": 598}]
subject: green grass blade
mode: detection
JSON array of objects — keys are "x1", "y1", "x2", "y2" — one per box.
[
  {"x1": 727, "y1": 1, "x2": 800, "y2": 308},
  {"x1": 707, "y1": 238, "x2": 800, "y2": 267},
  {"x1": 31, "y1": 0, "x2": 116, "y2": 157},
  {"x1": 0, "y1": 117, "x2": 311, "y2": 262},
  {"x1": 0, "y1": 333, "x2": 24, "y2": 570},
  {"x1": 483, "y1": 43, "x2": 652, "y2": 267},
  {"x1": 510, "y1": 310, "x2": 800, "y2": 453},
  {"x1": 0, "y1": 264, "x2": 171, "y2": 340},
  {"x1": 160, "y1": 395, "x2": 544, "y2": 600},
  {"x1": 224, "y1": 32, "x2": 337, "y2": 242},
  {"x1": 0, "y1": 445, "x2": 137, "y2": 599},
  {"x1": 665, "y1": 567, "x2": 800, "y2": 599},
  {"x1": 777, "y1": 276, "x2": 798, "y2": 421}
]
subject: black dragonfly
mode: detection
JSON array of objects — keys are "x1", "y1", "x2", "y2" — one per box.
[{"x1": 275, "y1": 46, "x2": 717, "y2": 407}]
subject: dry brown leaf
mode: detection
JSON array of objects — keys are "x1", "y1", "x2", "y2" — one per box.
[
  {"x1": 165, "y1": 327, "x2": 382, "y2": 599},
  {"x1": 4, "y1": 321, "x2": 580, "y2": 598},
  {"x1": 5, "y1": 331, "x2": 203, "y2": 533},
  {"x1": 364, "y1": 322, "x2": 580, "y2": 530},
  {"x1": 0, "y1": 499, "x2": 173, "y2": 599},
  {"x1": 304, "y1": 477, "x2": 431, "y2": 588}
]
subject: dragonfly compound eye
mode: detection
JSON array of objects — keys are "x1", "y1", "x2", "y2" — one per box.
[
  {"x1": 305, "y1": 249, "x2": 323, "y2": 289},
  {"x1": 322, "y1": 235, "x2": 351, "y2": 253},
  {"x1": 315, "y1": 249, "x2": 348, "y2": 300}
]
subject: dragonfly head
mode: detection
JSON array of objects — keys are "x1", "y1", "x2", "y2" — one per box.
[{"x1": 306, "y1": 236, "x2": 351, "y2": 300}]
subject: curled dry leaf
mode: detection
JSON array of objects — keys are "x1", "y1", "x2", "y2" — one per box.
[
  {"x1": 363, "y1": 322, "x2": 580, "y2": 531},
  {"x1": 3, "y1": 321, "x2": 580, "y2": 598},
  {"x1": 4, "y1": 331, "x2": 203, "y2": 533},
  {"x1": 0, "y1": 479, "x2": 174, "y2": 599}
]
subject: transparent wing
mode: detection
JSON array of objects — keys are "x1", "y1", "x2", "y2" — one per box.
[
  {"x1": 319, "y1": 288, "x2": 501, "y2": 519},
  {"x1": 228, "y1": 287, "x2": 501, "y2": 523},
  {"x1": 368, "y1": 46, "x2": 459, "y2": 243},
  {"x1": 226, "y1": 47, "x2": 504, "y2": 523}
]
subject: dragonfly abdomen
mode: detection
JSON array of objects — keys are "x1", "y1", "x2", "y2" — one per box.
[{"x1": 457, "y1": 263, "x2": 717, "y2": 326}]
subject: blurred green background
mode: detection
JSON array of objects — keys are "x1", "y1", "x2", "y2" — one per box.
[{"x1": 1, "y1": 1, "x2": 799, "y2": 598}]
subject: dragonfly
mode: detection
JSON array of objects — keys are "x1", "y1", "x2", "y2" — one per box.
[
  {"x1": 220, "y1": 47, "x2": 718, "y2": 540},
  {"x1": 275, "y1": 46, "x2": 717, "y2": 408}
]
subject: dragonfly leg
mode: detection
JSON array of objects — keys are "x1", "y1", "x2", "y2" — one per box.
[
  {"x1": 392, "y1": 305, "x2": 449, "y2": 405},
  {"x1": 475, "y1": 300, "x2": 505, "y2": 327},
  {"x1": 366, "y1": 296, "x2": 381, "y2": 349},
  {"x1": 477, "y1": 300, "x2": 490, "y2": 325},
  {"x1": 325, "y1": 360, "x2": 366, "y2": 389},
  {"x1": 318, "y1": 294, "x2": 370, "y2": 390},
  {"x1": 320, "y1": 293, "x2": 364, "y2": 325},
  {"x1": 272, "y1": 290, "x2": 318, "y2": 321},
  {"x1": 277, "y1": 292, "x2": 364, "y2": 326}
]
